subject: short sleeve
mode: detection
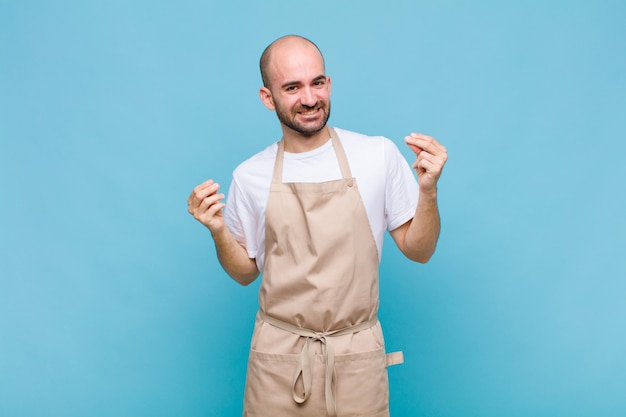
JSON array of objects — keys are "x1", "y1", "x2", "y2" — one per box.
[
  {"x1": 383, "y1": 138, "x2": 419, "y2": 231},
  {"x1": 223, "y1": 177, "x2": 258, "y2": 259}
]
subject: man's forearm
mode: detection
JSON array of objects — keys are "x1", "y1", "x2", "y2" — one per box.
[
  {"x1": 211, "y1": 229, "x2": 260, "y2": 286},
  {"x1": 402, "y1": 190, "x2": 441, "y2": 263}
]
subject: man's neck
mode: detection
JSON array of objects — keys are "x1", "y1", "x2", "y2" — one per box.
[{"x1": 281, "y1": 126, "x2": 331, "y2": 153}]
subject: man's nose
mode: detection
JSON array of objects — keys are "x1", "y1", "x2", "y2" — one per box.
[{"x1": 300, "y1": 87, "x2": 317, "y2": 107}]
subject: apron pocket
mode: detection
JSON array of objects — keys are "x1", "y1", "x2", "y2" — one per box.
[
  {"x1": 244, "y1": 350, "x2": 326, "y2": 417},
  {"x1": 334, "y1": 347, "x2": 390, "y2": 417}
]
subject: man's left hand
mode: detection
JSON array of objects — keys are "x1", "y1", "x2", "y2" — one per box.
[{"x1": 404, "y1": 133, "x2": 448, "y2": 194}]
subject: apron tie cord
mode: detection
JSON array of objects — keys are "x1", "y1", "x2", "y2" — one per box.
[{"x1": 259, "y1": 310, "x2": 378, "y2": 417}]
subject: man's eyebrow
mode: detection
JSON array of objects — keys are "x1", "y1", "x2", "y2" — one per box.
[
  {"x1": 280, "y1": 75, "x2": 326, "y2": 89},
  {"x1": 281, "y1": 80, "x2": 301, "y2": 88}
]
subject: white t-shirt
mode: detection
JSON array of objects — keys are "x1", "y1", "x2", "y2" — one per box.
[{"x1": 223, "y1": 127, "x2": 419, "y2": 273}]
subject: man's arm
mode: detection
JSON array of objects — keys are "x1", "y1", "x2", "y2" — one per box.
[
  {"x1": 390, "y1": 133, "x2": 447, "y2": 263},
  {"x1": 188, "y1": 179, "x2": 259, "y2": 285}
]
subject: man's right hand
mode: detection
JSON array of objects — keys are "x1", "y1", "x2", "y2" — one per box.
[
  {"x1": 187, "y1": 179, "x2": 226, "y2": 235},
  {"x1": 187, "y1": 179, "x2": 259, "y2": 285}
]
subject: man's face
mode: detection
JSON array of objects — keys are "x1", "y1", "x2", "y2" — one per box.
[{"x1": 263, "y1": 42, "x2": 332, "y2": 136}]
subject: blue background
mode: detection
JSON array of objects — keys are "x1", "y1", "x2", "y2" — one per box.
[{"x1": 1, "y1": 1, "x2": 625, "y2": 416}]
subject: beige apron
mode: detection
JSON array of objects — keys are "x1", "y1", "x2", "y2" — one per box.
[{"x1": 243, "y1": 128, "x2": 403, "y2": 417}]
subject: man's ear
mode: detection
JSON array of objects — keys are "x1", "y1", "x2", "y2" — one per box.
[{"x1": 259, "y1": 87, "x2": 275, "y2": 111}]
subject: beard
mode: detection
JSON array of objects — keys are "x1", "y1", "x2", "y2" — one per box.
[{"x1": 275, "y1": 100, "x2": 331, "y2": 136}]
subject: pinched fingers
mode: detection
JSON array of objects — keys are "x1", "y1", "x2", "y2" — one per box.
[
  {"x1": 404, "y1": 133, "x2": 448, "y2": 191},
  {"x1": 188, "y1": 180, "x2": 220, "y2": 207},
  {"x1": 414, "y1": 151, "x2": 444, "y2": 176},
  {"x1": 190, "y1": 190, "x2": 224, "y2": 213},
  {"x1": 188, "y1": 180, "x2": 216, "y2": 205},
  {"x1": 405, "y1": 133, "x2": 447, "y2": 158},
  {"x1": 187, "y1": 180, "x2": 226, "y2": 231}
]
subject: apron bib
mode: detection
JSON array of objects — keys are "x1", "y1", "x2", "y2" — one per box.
[{"x1": 243, "y1": 128, "x2": 403, "y2": 417}]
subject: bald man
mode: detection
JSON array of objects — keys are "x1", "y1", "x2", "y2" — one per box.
[{"x1": 188, "y1": 35, "x2": 447, "y2": 416}]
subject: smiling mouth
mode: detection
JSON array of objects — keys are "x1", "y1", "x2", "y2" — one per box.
[{"x1": 297, "y1": 106, "x2": 322, "y2": 116}]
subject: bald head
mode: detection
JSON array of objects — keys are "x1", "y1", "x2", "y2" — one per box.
[{"x1": 260, "y1": 35, "x2": 325, "y2": 89}]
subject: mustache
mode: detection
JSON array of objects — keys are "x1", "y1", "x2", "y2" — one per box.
[{"x1": 295, "y1": 102, "x2": 326, "y2": 112}]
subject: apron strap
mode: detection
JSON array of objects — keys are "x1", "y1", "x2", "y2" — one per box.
[
  {"x1": 271, "y1": 127, "x2": 353, "y2": 185},
  {"x1": 271, "y1": 139, "x2": 286, "y2": 185},
  {"x1": 328, "y1": 127, "x2": 353, "y2": 180},
  {"x1": 385, "y1": 351, "x2": 404, "y2": 366},
  {"x1": 258, "y1": 310, "x2": 378, "y2": 417}
]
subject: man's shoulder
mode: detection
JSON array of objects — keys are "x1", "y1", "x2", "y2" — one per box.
[
  {"x1": 334, "y1": 127, "x2": 384, "y2": 141},
  {"x1": 333, "y1": 127, "x2": 397, "y2": 153},
  {"x1": 232, "y1": 142, "x2": 277, "y2": 178}
]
